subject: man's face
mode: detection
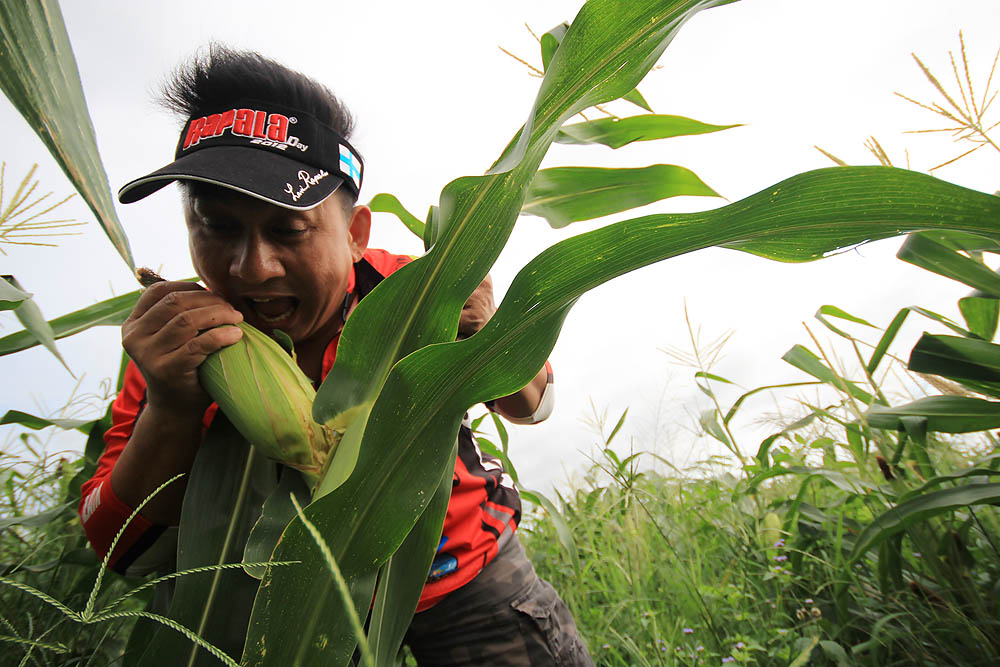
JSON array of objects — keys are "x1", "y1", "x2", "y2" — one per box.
[{"x1": 183, "y1": 187, "x2": 370, "y2": 350}]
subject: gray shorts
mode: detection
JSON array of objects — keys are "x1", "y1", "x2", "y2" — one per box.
[{"x1": 404, "y1": 535, "x2": 594, "y2": 666}]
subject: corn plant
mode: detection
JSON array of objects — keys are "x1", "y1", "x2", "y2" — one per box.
[
  {"x1": 680, "y1": 227, "x2": 1000, "y2": 663},
  {"x1": 3, "y1": 0, "x2": 1000, "y2": 665}
]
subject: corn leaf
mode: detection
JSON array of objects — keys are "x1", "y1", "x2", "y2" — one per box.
[
  {"x1": 0, "y1": 276, "x2": 29, "y2": 310},
  {"x1": 865, "y1": 303, "x2": 979, "y2": 377},
  {"x1": 313, "y1": 0, "x2": 732, "y2": 432},
  {"x1": 744, "y1": 466, "x2": 877, "y2": 495},
  {"x1": 132, "y1": 418, "x2": 277, "y2": 667},
  {"x1": 908, "y1": 334, "x2": 1000, "y2": 382},
  {"x1": 897, "y1": 232, "x2": 1000, "y2": 296},
  {"x1": 907, "y1": 333, "x2": 1000, "y2": 398},
  {"x1": 905, "y1": 229, "x2": 1000, "y2": 254},
  {"x1": 2, "y1": 275, "x2": 70, "y2": 373},
  {"x1": 958, "y1": 296, "x2": 999, "y2": 341},
  {"x1": 782, "y1": 344, "x2": 874, "y2": 405},
  {"x1": 540, "y1": 23, "x2": 568, "y2": 70},
  {"x1": 554, "y1": 114, "x2": 739, "y2": 148},
  {"x1": 0, "y1": 409, "x2": 91, "y2": 433},
  {"x1": 0, "y1": 287, "x2": 189, "y2": 358},
  {"x1": 0, "y1": 0, "x2": 133, "y2": 268},
  {"x1": 814, "y1": 304, "x2": 877, "y2": 339},
  {"x1": 523, "y1": 164, "x2": 719, "y2": 228},
  {"x1": 251, "y1": 164, "x2": 1000, "y2": 663},
  {"x1": 250, "y1": 1, "x2": 735, "y2": 663},
  {"x1": 900, "y1": 467, "x2": 1000, "y2": 503},
  {"x1": 866, "y1": 396, "x2": 1000, "y2": 434},
  {"x1": 849, "y1": 482, "x2": 1000, "y2": 564},
  {"x1": 540, "y1": 20, "x2": 652, "y2": 112},
  {"x1": 368, "y1": 193, "x2": 424, "y2": 239},
  {"x1": 622, "y1": 88, "x2": 653, "y2": 112},
  {"x1": 242, "y1": 470, "x2": 311, "y2": 580},
  {"x1": 0, "y1": 502, "x2": 73, "y2": 531},
  {"x1": 368, "y1": 454, "x2": 452, "y2": 666}
]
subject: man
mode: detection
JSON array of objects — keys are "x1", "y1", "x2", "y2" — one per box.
[{"x1": 78, "y1": 45, "x2": 593, "y2": 665}]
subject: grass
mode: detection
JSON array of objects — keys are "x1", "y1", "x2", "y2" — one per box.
[
  {"x1": 0, "y1": 432, "x2": 150, "y2": 666},
  {"x1": 521, "y1": 426, "x2": 1000, "y2": 665},
  {"x1": 516, "y1": 265, "x2": 1000, "y2": 665}
]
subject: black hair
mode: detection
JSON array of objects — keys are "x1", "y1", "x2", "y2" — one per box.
[
  {"x1": 160, "y1": 43, "x2": 354, "y2": 136},
  {"x1": 163, "y1": 44, "x2": 358, "y2": 207}
]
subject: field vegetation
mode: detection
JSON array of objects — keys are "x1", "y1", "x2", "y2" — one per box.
[
  {"x1": 516, "y1": 37, "x2": 1000, "y2": 665},
  {"x1": 2, "y1": 1, "x2": 1000, "y2": 665}
]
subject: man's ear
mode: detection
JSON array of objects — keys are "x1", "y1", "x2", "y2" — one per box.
[{"x1": 347, "y1": 205, "x2": 372, "y2": 262}]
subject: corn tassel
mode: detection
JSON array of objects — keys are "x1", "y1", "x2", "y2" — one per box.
[{"x1": 198, "y1": 322, "x2": 338, "y2": 480}]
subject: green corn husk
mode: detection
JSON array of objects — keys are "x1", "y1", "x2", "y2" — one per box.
[{"x1": 198, "y1": 322, "x2": 338, "y2": 480}]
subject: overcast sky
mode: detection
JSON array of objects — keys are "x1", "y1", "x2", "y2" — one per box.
[{"x1": 2, "y1": 0, "x2": 998, "y2": 493}]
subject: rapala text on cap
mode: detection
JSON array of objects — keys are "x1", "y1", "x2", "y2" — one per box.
[{"x1": 182, "y1": 108, "x2": 308, "y2": 152}]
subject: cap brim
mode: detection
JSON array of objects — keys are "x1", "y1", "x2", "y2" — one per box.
[{"x1": 118, "y1": 146, "x2": 346, "y2": 210}]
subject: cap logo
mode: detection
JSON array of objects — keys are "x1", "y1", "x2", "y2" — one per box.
[
  {"x1": 182, "y1": 108, "x2": 307, "y2": 153},
  {"x1": 285, "y1": 168, "x2": 331, "y2": 202}
]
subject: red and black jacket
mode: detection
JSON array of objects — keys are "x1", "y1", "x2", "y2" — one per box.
[{"x1": 79, "y1": 248, "x2": 552, "y2": 611}]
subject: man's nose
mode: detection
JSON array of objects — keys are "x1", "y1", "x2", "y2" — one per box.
[{"x1": 231, "y1": 237, "x2": 284, "y2": 283}]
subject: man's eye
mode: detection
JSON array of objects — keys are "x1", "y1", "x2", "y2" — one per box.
[
  {"x1": 274, "y1": 226, "x2": 307, "y2": 237},
  {"x1": 201, "y1": 219, "x2": 236, "y2": 234}
]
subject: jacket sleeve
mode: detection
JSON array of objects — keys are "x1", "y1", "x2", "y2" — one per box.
[{"x1": 78, "y1": 361, "x2": 169, "y2": 574}]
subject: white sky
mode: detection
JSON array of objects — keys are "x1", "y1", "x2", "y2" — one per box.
[{"x1": 2, "y1": 0, "x2": 998, "y2": 493}]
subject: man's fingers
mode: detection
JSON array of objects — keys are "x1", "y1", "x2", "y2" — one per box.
[
  {"x1": 124, "y1": 303, "x2": 242, "y2": 354},
  {"x1": 128, "y1": 290, "x2": 242, "y2": 335},
  {"x1": 141, "y1": 325, "x2": 244, "y2": 383},
  {"x1": 129, "y1": 281, "x2": 207, "y2": 321},
  {"x1": 184, "y1": 324, "x2": 244, "y2": 359}
]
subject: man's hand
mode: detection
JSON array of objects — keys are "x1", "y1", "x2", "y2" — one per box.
[
  {"x1": 458, "y1": 275, "x2": 496, "y2": 339},
  {"x1": 122, "y1": 281, "x2": 244, "y2": 415},
  {"x1": 112, "y1": 281, "x2": 245, "y2": 524},
  {"x1": 457, "y1": 275, "x2": 550, "y2": 422}
]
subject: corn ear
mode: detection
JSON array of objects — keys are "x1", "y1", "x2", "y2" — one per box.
[{"x1": 198, "y1": 322, "x2": 338, "y2": 480}]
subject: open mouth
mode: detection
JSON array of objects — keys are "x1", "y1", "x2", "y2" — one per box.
[{"x1": 245, "y1": 296, "x2": 298, "y2": 325}]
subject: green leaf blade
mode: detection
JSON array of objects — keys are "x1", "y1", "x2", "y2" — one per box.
[
  {"x1": 850, "y1": 482, "x2": 1000, "y2": 563},
  {"x1": 897, "y1": 232, "x2": 1000, "y2": 296},
  {"x1": 554, "y1": 113, "x2": 739, "y2": 149},
  {"x1": 0, "y1": 275, "x2": 30, "y2": 310},
  {"x1": 368, "y1": 193, "x2": 425, "y2": 239},
  {"x1": 958, "y1": 296, "x2": 999, "y2": 341},
  {"x1": 3, "y1": 275, "x2": 71, "y2": 373},
  {"x1": 866, "y1": 396, "x2": 1000, "y2": 434},
  {"x1": 0, "y1": 288, "x2": 142, "y2": 357},
  {"x1": 314, "y1": 0, "x2": 734, "y2": 429},
  {"x1": 522, "y1": 164, "x2": 719, "y2": 228}
]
